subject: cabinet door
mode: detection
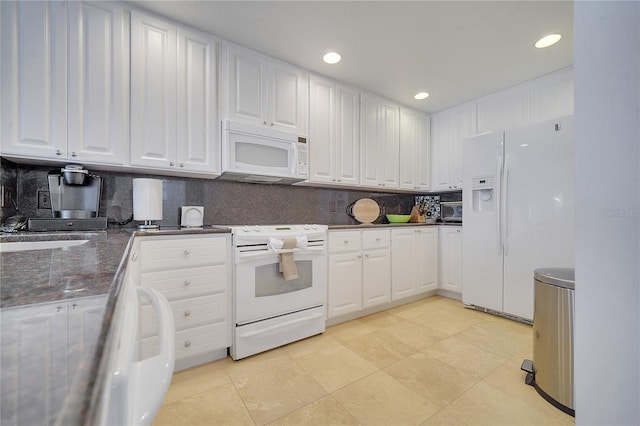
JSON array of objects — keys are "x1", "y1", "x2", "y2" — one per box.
[
  {"x1": 130, "y1": 11, "x2": 177, "y2": 169},
  {"x1": 477, "y1": 84, "x2": 529, "y2": 134},
  {"x1": 67, "y1": 1, "x2": 129, "y2": 165},
  {"x1": 440, "y1": 227, "x2": 463, "y2": 293},
  {"x1": 415, "y1": 228, "x2": 439, "y2": 293},
  {"x1": 335, "y1": 84, "x2": 360, "y2": 185},
  {"x1": 361, "y1": 93, "x2": 399, "y2": 189},
  {"x1": 400, "y1": 108, "x2": 430, "y2": 191},
  {"x1": 429, "y1": 112, "x2": 452, "y2": 191},
  {"x1": 268, "y1": 60, "x2": 308, "y2": 134},
  {"x1": 327, "y1": 253, "x2": 363, "y2": 318},
  {"x1": 226, "y1": 45, "x2": 268, "y2": 126},
  {"x1": 363, "y1": 248, "x2": 391, "y2": 308},
  {"x1": 0, "y1": 1, "x2": 67, "y2": 159},
  {"x1": 1, "y1": 303, "x2": 68, "y2": 426},
  {"x1": 360, "y1": 93, "x2": 380, "y2": 188},
  {"x1": 430, "y1": 102, "x2": 475, "y2": 191},
  {"x1": 309, "y1": 75, "x2": 335, "y2": 184},
  {"x1": 529, "y1": 67, "x2": 574, "y2": 123},
  {"x1": 391, "y1": 229, "x2": 416, "y2": 300},
  {"x1": 67, "y1": 296, "x2": 107, "y2": 374},
  {"x1": 176, "y1": 28, "x2": 219, "y2": 174}
]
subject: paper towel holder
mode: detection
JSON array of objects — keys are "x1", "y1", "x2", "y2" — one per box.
[{"x1": 133, "y1": 178, "x2": 163, "y2": 230}]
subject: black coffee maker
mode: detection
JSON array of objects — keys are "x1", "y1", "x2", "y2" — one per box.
[{"x1": 28, "y1": 165, "x2": 108, "y2": 231}]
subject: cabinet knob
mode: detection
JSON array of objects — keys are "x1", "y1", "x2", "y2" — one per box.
[
  {"x1": 376, "y1": 238, "x2": 380, "y2": 242},
  {"x1": 55, "y1": 150, "x2": 62, "y2": 156},
  {"x1": 365, "y1": 254, "x2": 369, "y2": 257},
  {"x1": 457, "y1": 229, "x2": 461, "y2": 233},
  {"x1": 71, "y1": 304, "x2": 77, "y2": 310},
  {"x1": 184, "y1": 341, "x2": 191, "y2": 348},
  {"x1": 169, "y1": 161, "x2": 175, "y2": 167},
  {"x1": 131, "y1": 252, "x2": 138, "y2": 262},
  {"x1": 184, "y1": 249, "x2": 191, "y2": 255},
  {"x1": 184, "y1": 280, "x2": 191, "y2": 287},
  {"x1": 270, "y1": 122, "x2": 274, "y2": 127},
  {"x1": 70, "y1": 151, "x2": 77, "y2": 157},
  {"x1": 263, "y1": 121, "x2": 267, "y2": 125},
  {"x1": 56, "y1": 306, "x2": 63, "y2": 312},
  {"x1": 184, "y1": 310, "x2": 191, "y2": 317},
  {"x1": 337, "y1": 179, "x2": 341, "y2": 182},
  {"x1": 357, "y1": 255, "x2": 362, "y2": 258},
  {"x1": 180, "y1": 163, "x2": 184, "y2": 168},
  {"x1": 344, "y1": 240, "x2": 349, "y2": 244}
]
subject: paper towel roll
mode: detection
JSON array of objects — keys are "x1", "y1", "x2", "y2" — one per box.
[{"x1": 133, "y1": 178, "x2": 163, "y2": 221}]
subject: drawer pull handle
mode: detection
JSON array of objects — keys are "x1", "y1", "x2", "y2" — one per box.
[
  {"x1": 184, "y1": 341, "x2": 191, "y2": 348},
  {"x1": 184, "y1": 310, "x2": 191, "y2": 317},
  {"x1": 184, "y1": 249, "x2": 190, "y2": 255},
  {"x1": 376, "y1": 238, "x2": 380, "y2": 242},
  {"x1": 184, "y1": 280, "x2": 191, "y2": 287},
  {"x1": 344, "y1": 240, "x2": 349, "y2": 244}
]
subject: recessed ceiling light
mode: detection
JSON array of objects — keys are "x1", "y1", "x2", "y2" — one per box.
[
  {"x1": 535, "y1": 34, "x2": 562, "y2": 48},
  {"x1": 414, "y1": 92, "x2": 430, "y2": 100},
  {"x1": 323, "y1": 52, "x2": 341, "y2": 64}
]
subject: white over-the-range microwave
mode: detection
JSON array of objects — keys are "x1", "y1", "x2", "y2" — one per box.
[{"x1": 220, "y1": 121, "x2": 309, "y2": 184}]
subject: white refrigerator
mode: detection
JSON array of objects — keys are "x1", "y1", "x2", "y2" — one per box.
[{"x1": 462, "y1": 116, "x2": 574, "y2": 321}]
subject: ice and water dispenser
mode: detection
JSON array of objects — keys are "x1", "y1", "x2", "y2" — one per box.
[{"x1": 470, "y1": 176, "x2": 495, "y2": 212}]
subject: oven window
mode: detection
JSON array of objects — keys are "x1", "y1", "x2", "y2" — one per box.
[{"x1": 255, "y1": 260, "x2": 312, "y2": 297}]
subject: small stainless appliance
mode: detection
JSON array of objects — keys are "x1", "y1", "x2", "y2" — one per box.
[
  {"x1": 28, "y1": 165, "x2": 108, "y2": 231},
  {"x1": 440, "y1": 201, "x2": 462, "y2": 222}
]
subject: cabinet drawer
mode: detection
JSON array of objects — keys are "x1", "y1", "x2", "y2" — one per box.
[
  {"x1": 140, "y1": 265, "x2": 227, "y2": 300},
  {"x1": 362, "y1": 229, "x2": 390, "y2": 249},
  {"x1": 139, "y1": 237, "x2": 227, "y2": 271},
  {"x1": 141, "y1": 322, "x2": 228, "y2": 360},
  {"x1": 329, "y1": 231, "x2": 362, "y2": 253},
  {"x1": 140, "y1": 293, "x2": 227, "y2": 337}
]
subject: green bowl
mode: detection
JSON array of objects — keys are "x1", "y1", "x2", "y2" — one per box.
[{"x1": 386, "y1": 214, "x2": 411, "y2": 223}]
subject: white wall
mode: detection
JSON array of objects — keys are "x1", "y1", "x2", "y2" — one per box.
[{"x1": 574, "y1": 2, "x2": 640, "y2": 425}]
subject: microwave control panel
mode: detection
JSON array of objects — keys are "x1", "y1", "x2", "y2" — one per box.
[{"x1": 296, "y1": 142, "x2": 309, "y2": 177}]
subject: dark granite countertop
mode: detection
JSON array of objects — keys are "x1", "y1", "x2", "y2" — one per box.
[
  {"x1": 0, "y1": 225, "x2": 231, "y2": 425},
  {"x1": 328, "y1": 222, "x2": 462, "y2": 230}
]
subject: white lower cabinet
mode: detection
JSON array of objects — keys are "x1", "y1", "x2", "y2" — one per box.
[
  {"x1": 391, "y1": 227, "x2": 439, "y2": 300},
  {"x1": 327, "y1": 229, "x2": 390, "y2": 318},
  {"x1": 0, "y1": 296, "x2": 106, "y2": 426},
  {"x1": 439, "y1": 226, "x2": 463, "y2": 294},
  {"x1": 130, "y1": 234, "x2": 231, "y2": 371}
]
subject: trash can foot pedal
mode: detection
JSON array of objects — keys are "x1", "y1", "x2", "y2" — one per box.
[{"x1": 520, "y1": 359, "x2": 535, "y2": 386}]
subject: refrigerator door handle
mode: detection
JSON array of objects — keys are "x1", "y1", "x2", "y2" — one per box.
[
  {"x1": 503, "y1": 155, "x2": 510, "y2": 256},
  {"x1": 496, "y1": 155, "x2": 503, "y2": 255}
]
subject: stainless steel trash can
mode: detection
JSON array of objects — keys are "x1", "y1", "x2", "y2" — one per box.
[{"x1": 521, "y1": 268, "x2": 575, "y2": 416}]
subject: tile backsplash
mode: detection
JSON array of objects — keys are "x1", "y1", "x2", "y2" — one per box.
[{"x1": 1, "y1": 159, "x2": 435, "y2": 228}]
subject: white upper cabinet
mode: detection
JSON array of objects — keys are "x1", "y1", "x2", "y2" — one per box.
[
  {"x1": 476, "y1": 83, "x2": 530, "y2": 134},
  {"x1": 130, "y1": 11, "x2": 177, "y2": 169},
  {"x1": 131, "y1": 11, "x2": 219, "y2": 174},
  {"x1": 430, "y1": 101, "x2": 476, "y2": 191},
  {"x1": 68, "y1": 1, "x2": 129, "y2": 165},
  {"x1": 1, "y1": 1, "x2": 128, "y2": 164},
  {"x1": 176, "y1": 28, "x2": 220, "y2": 174},
  {"x1": 399, "y1": 107, "x2": 430, "y2": 191},
  {"x1": 308, "y1": 75, "x2": 359, "y2": 186},
  {"x1": 529, "y1": 68, "x2": 574, "y2": 123},
  {"x1": 360, "y1": 92, "x2": 400, "y2": 190},
  {"x1": 225, "y1": 44, "x2": 308, "y2": 135}
]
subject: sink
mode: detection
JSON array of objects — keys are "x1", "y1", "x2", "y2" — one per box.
[{"x1": 0, "y1": 240, "x2": 89, "y2": 253}]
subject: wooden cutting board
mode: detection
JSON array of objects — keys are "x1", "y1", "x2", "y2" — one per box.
[{"x1": 350, "y1": 198, "x2": 380, "y2": 223}]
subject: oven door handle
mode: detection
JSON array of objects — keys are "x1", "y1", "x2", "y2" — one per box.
[
  {"x1": 236, "y1": 246, "x2": 325, "y2": 261},
  {"x1": 238, "y1": 312, "x2": 324, "y2": 338}
]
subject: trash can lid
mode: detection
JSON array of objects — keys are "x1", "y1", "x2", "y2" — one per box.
[{"x1": 534, "y1": 268, "x2": 575, "y2": 289}]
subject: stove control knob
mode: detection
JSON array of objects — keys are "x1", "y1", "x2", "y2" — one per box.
[
  {"x1": 303, "y1": 224, "x2": 310, "y2": 230},
  {"x1": 243, "y1": 226, "x2": 250, "y2": 232},
  {"x1": 312, "y1": 224, "x2": 318, "y2": 230},
  {"x1": 254, "y1": 226, "x2": 260, "y2": 232}
]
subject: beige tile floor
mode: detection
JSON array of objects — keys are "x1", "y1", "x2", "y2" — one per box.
[{"x1": 153, "y1": 296, "x2": 575, "y2": 426}]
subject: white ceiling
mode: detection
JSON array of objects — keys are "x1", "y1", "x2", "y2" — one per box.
[{"x1": 127, "y1": 0, "x2": 574, "y2": 114}]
